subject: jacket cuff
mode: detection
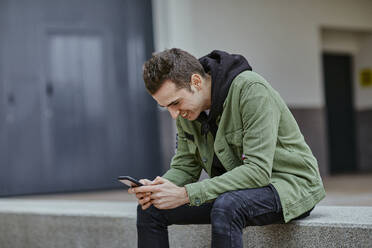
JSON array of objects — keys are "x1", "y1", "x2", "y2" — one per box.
[{"x1": 185, "y1": 182, "x2": 205, "y2": 206}]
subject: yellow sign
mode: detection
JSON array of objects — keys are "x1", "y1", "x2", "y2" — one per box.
[{"x1": 360, "y1": 69, "x2": 372, "y2": 87}]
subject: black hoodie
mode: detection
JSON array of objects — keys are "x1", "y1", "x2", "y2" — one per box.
[{"x1": 198, "y1": 50, "x2": 252, "y2": 177}]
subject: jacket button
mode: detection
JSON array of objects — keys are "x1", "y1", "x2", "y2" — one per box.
[
  {"x1": 202, "y1": 157, "x2": 208, "y2": 163},
  {"x1": 195, "y1": 198, "x2": 201, "y2": 205}
]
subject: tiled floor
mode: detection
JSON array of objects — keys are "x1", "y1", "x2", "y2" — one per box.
[{"x1": 8, "y1": 174, "x2": 372, "y2": 206}]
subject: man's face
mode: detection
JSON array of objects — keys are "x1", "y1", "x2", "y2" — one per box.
[{"x1": 152, "y1": 75, "x2": 206, "y2": 121}]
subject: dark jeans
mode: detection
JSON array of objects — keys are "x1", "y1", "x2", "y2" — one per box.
[{"x1": 137, "y1": 184, "x2": 310, "y2": 248}]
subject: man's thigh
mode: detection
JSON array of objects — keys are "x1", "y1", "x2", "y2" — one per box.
[
  {"x1": 212, "y1": 184, "x2": 284, "y2": 226},
  {"x1": 138, "y1": 202, "x2": 213, "y2": 226},
  {"x1": 139, "y1": 185, "x2": 283, "y2": 227}
]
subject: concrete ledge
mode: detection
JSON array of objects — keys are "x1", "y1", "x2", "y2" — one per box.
[{"x1": 0, "y1": 200, "x2": 371, "y2": 248}]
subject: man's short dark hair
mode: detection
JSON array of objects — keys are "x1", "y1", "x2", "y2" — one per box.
[{"x1": 143, "y1": 48, "x2": 206, "y2": 94}]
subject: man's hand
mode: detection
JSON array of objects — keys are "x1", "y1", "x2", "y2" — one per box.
[
  {"x1": 132, "y1": 177, "x2": 190, "y2": 210},
  {"x1": 128, "y1": 179, "x2": 153, "y2": 210}
]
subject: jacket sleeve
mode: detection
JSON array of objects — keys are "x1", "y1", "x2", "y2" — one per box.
[
  {"x1": 162, "y1": 118, "x2": 203, "y2": 187},
  {"x1": 185, "y1": 83, "x2": 281, "y2": 206}
]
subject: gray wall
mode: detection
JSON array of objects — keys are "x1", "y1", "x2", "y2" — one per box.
[
  {"x1": 290, "y1": 108, "x2": 329, "y2": 177},
  {"x1": 291, "y1": 107, "x2": 372, "y2": 176},
  {"x1": 356, "y1": 110, "x2": 372, "y2": 172},
  {"x1": 0, "y1": 0, "x2": 162, "y2": 196}
]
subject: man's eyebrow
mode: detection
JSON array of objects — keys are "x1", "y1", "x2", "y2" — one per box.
[{"x1": 159, "y1": 99, "x2": 179, "y2": 108}]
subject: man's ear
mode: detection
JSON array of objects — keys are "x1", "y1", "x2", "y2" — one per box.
[{"x1": 191, "y1": 74, "x2": 202, "y2": 90}]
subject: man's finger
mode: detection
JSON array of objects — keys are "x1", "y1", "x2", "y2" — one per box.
[
  {"x1": 154, "y1": 202, "x2": 172, "y2": 210},
  {"x1": 139, "y1": 179, "x2": 152, "y2": 186},
  {"x1": 153, "y1": 202, "x2": 165, "y2": 210},
  {"x1": 135, "y1": 192, "x2": 146, "y2": 200},
  {"x1": 151, "y1": 198, "x2": 162, "y2": 205},
  {"x1": 133, "y1": 185, "x2": 160, "y2": 193},
  {"x1": 152, "y1": 176, "x2": 167, "y2": 185},
  {"x1": 128, "y1": 187, "x2": 139, "y2": 194},
  {"x1": 139, "y1": 196, "x2": 151, "y2": 205},
  {"x1": 142, "y1": 201, "x2": 152, "y2": 210},
  {"x1": 150, "y1": 192, "x2": 162, "y2": 199}
]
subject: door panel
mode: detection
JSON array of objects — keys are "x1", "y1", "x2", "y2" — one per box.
[
  {"x1": 47, "y1": 34, "x2": 107, "y2": 188},
  {"x1": 0, "y1": 0, "x2": 161, "y2": 196},
  {"x1": 323, "y1": 53, "x2": 357, "y2": 174}
]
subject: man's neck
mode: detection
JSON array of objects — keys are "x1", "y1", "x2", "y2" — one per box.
[{"x1": 203, "y1": 74, "x2": 212, "y2": 111}]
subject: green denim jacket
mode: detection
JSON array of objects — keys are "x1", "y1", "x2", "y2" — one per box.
[{"x1": 163, "y1": 71, "x2": 326, "y2": 223}]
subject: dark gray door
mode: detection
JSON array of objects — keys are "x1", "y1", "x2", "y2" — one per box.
[
  {"x1": 323, "y1": 53, "x2": 357, "y2": 174},
  {"x1": 44, "y1": 34, "x2": 108, "y2": 190},
  {"x1": 0, "y1": 0, "x2": 162, "y2": 196}
]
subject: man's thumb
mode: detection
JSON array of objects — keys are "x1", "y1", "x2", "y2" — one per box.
[{"x1": 152, "y1": 176, "x2": 166, "y2": 184}]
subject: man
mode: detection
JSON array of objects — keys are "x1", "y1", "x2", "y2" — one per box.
[{"x1": 129, "y1": 48, "x2": 326, "y2": 248}]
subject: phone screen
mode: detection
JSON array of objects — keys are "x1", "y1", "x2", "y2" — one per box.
[
  {"x1": 119, "y1": 179, "x2": 139, "y2": 187},
  {"x1": 118, "y1": 176, "x2": 143, "y2": 187}
]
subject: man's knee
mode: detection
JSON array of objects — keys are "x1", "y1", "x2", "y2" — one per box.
[
  {"x1": 137, "y1": 204, "x2": 168, "y2": 227},
  {"x1": 137, "y1": 204, "x2": 148, "y2": 224},
  {"x1": 210, "y1": 190, "x2": 259, "y2": 224},
  {"x1": 211, "y1": 192, "x2": 245, "y2": 221},
  {"x1": 137, "y1": 204, "x2": 155, "y2": 224},
  {"x1": 212, "y1": 190, "x2": 256, "y2": 213},
  {"x1": 210, "y1": 192, "x2": 247, "y2": 231},
  {"x1": 212, "y1": 192, "x2": 238, "y2": 212}
]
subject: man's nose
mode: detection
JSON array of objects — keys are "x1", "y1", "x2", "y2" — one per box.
[{"x1": 168, "y1": 107, "x2": 179, "y2": 119}]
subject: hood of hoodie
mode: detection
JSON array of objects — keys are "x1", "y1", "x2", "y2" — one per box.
[{"x1": 197, "y1": 50, "x2": 252, "y2": 137}]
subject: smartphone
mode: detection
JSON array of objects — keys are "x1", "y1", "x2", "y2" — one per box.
[{"x1": 118, "y1": 176, "x2": 143, "y2": 187}]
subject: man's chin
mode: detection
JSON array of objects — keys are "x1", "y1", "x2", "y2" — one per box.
[
  {"x1": 188, "y1": 111, "x2": 204, "y2": 121},
  {"x1": 187, "y1": 114, "x2": 198, "y2": 121},
  {"x1": 181, "y1": 111, "x2": 199, "y2": 121}
]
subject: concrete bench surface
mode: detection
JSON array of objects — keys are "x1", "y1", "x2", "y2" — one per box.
[{"x1": 0, "y1": 199, "x2": 371, "y2": 248}]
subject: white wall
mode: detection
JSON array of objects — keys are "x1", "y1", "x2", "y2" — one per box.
[
  {"x1": 322, "y1": 30, "x2": 365, "y2": 55},
  {"x1": 152, "y1": 0, "x2": 372, "y2": 107}
]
